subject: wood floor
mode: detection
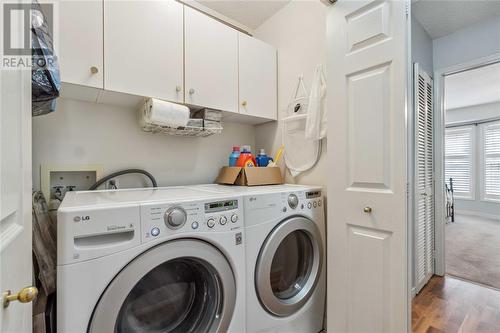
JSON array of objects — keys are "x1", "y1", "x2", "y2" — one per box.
[{"x1": 413, "y1": 275, "x2": 500, "y2": 333}]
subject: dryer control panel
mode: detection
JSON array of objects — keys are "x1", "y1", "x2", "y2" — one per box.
[
  {"x1": 281, "y1": 190, "x2": 323, "y2": 213},
  {"x1": 244, "y1": 189, "x2": 324, "y2": 228},
  {"x1": 141, "y1": 197, "x2": 242, "y2": 243}
]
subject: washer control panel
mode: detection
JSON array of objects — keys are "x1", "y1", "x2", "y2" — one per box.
[
  {"x1": 204, "y1": 199, "x2": 240, "y2": 230},
  {"x1": 164, "y1": 206, "x2": 188, "y2": 229},
  {"x1": 140, "y1": 197, "x2": 242, "y2": 243}
]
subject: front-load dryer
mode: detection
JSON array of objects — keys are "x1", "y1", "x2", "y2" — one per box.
[
  {"x1": 57, "y1": 187, "x2": 246, "y2": 333},
  {"x1": 190, "y1": 184, "x2": 326, "y2": 333},
  {"x1": 243, "y1": 186, "x2": 326, "y2": 333}
]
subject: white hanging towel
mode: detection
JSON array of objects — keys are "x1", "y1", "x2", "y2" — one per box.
[{"x1": 305, "y1": 65, "x2": 327, "y2": 141}]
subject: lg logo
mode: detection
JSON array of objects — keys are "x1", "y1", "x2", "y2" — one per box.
[{"x1": 73, "y1": 216, "x2": 90, "y2": 223}]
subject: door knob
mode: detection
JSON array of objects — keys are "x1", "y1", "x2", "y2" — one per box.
[
  {"x1": 189, "y1": 88, "x2": 195, "y2": 95},
  {"x1": 176, "y1": 85, "x2": 182, "y2": 93},
  {"x1": 363, "y1": 207, "x2": 373, "y2": 213},
  {"x1": 90, "y1": 66, "x2": 99, "y2": 74},
  {"x1": 3, "y1": 286, "x2": 38, "y2": 308},
  {"x1": 241, "y1": 100, "x2": 248, "y2": 107}
]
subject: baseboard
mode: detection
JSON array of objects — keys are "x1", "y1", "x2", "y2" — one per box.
[{"x1": 455, "y1": 209, "x2": 500, "y2": 221}]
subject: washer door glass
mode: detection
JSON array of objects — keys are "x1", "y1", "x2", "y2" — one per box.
[
  {"x1": 89, "y1": 240, "x2": 236, "y2": 333},
  {"x1": 255, "y1": 216, "x2": 323, "y2": 317},
  {"x1": 270, "y1": 230, "x2": 313, "y2": 300},
  {"x1": 116, "y1": 258, "x2": 220, "y2": 333}
]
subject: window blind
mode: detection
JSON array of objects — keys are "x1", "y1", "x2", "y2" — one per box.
[
  {"x1": 445, "y1": 126, "x2": 473, "y2": 199},
  {"x1": 483, "y1": 122, "x2": 500, "y2": 201}
]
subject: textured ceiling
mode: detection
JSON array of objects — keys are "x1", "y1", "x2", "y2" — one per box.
[
  {"x1": 412, "y1": 0, "x2": 500, "y2": 39},
  {"x1": 445, "y1": 61, "x2": 500, "y2": 110},
  {"x1": 197, "y1": 0, "x2": 290, "y2": 29}
]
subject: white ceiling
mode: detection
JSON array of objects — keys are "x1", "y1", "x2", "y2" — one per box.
[
  {"x1": 445, "y1": 61, "x2": 500, "y2": 110},
  {"x1": 197, "y1": 0, "x2": 290, "y2": 30},
  {"x1": 412, "y1": 0, "x2": 500, "y2": 39}
]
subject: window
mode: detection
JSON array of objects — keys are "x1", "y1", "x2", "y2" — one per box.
[
  {"x1": 445, "y1": 126, "x2": 474, "y2": 199},
  {"x1": 482, "y1": 121, "x2": 500, "y2": 202}
]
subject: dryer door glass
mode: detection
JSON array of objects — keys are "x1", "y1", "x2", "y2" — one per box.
[
  {"x1": 255, "y1": 216, "x2": 323, "y2": 317},
  {"x1": 115, "y1": 258, "x2": 220, "y2": 333},
  {"x1": 270, "y1": 230, "x2": 313, "y2": 299},
  {"x1": 89, "y1": 239, "x2": 236, "y2": 333}
]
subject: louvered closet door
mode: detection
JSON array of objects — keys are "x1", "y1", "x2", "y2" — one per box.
[{"x1": 414, "y1": 64, "x2": 434, "y2": 293}]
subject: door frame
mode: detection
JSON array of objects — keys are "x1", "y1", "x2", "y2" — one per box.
[{"x1": 433, "y1": 52, "x2": 500, "y2": 276}]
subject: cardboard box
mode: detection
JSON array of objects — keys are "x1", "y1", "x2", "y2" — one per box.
[{"x1": 215, "y1": 167, "x2": 283, "y2": 186}]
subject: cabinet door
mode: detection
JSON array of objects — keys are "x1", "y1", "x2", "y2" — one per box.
[
  {"x1": 238, "y1": 33, "x2": 277, "y2": 120},
  {"x1": 58, "y1": 0, "x2": 104, "y2": 89},
  {"x1": 104, "y1": 0, "x2": 183, "y2": 102},
  {"x1": 185, "y1": 7, "x2": 238, "y2": 113}
]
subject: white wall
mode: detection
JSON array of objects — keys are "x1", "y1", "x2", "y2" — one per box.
[
  {"x1": 253, "y1": 1, "x2": 328, "y2": 188},
  {"x1": 433, "y1": 16, "x2": 500, "y2": 70},
  {"x1": 32, "y1": 98, "x2": 256, "y2": 190},
  {"x1": 446, "y1": 101, "x2": 500, "y2": 125},
  {"x1": 446, "y1": 102, "x2": 500, "y2": 218},
  {"x1": 411, "y1": 15, "x2": 433, "y2": 74}
]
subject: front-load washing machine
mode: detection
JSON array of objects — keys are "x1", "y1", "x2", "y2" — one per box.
[
  {"x1": 191, "y1": 184, "x2": 326, "y2": 333},
  {"x1": 57, "y1": 187, "x2": 246, "y2": 333}
]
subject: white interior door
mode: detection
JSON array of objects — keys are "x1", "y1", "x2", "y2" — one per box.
[
  {"x1": 0, "y1": 5, "x2": 34, "y2": 331},
  {"x1": 414, "y1": 64, "x2": 434, "y2": 293},
  {"x1": 327, "y1": 1, "x2": 409, "y2": 332}
]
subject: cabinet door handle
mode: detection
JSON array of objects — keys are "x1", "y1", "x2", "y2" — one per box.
[
  {"x1": 363, "y1": 207, "x2": 373, "y2": 213},
  {"x1": 241, "y1": 100, "x2": 248, "y2": 107},
  {"x1": 189, "y1": 88, "x2": 195, "y2": 95},
  {"x1": 90, "y1": 66, "x2": 99, "y2": 74},
  {"x1": 176, "y1": 86, "x2": 182, "y2": 93}
]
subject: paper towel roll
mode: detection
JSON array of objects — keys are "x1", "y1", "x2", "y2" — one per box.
[{"x1": 144, "y1": 98, "x2": 190, "y2": 128}]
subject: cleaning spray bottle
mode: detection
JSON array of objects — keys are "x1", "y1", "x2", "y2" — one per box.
[{"x1": 236, "y1": 145, "x2": 257, "y2": 167}]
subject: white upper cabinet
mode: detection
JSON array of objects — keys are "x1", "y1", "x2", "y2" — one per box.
[
  {"x1": 58, "y1": 0, "x2": 104, "y2": 89},
  {"x1": 58, "y1": 2, "x2": 277, "y2": 123},
  {"x1": 184, "y1": 7, "x2": 239, "y2": 113},
  {"x1": 238, "y1": 33, "x2": 277, "y2": 120},
  {"x1": 104, "y1": 0, "x2": 184, "y2": 102}
]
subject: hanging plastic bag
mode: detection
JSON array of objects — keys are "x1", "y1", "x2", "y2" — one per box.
[{"x1": 31, "y1": 1, "x2": 61, "y2": 116}]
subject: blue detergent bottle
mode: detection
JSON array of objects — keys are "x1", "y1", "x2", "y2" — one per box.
[
  {"x1": 229, "y1": 146, "x2": 241, "y2": 166},
  {"x1": 256, "y1": 149, "x2": 273, "y2": 167}
]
